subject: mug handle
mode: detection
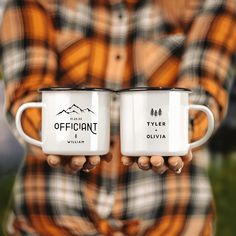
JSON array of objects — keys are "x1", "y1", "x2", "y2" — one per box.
[
  {"x1": 15, "y1": 102, "x2": 43, "y2": 147},
  {"x1": 188, "y1": 104, "x2": 214, "y2": 150}
]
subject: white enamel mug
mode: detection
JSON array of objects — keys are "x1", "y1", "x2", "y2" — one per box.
[
  {"x1": 15, "y1": 87, "x2": 113, "y2": 156},
  {"x1": 119, "y1": 87, "x2": 215, "y2": 156}
]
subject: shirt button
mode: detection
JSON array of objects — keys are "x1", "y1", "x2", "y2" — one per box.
[
  {"x1": 116, "y1": 54, "x2": 122, "y2": 60},
  {"x1": 118, "y1": 13, "x2": 123, "y2": 19}
]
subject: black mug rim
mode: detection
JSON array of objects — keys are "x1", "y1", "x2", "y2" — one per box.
[
  {"x1": 38, "y1": 86, "x2": 191, "y2": 93},
  {"x1": 38, "y1": 87, "x2": 114, "y2": 92},
  {"x1": 118, "y1": 87, "x2": 191, "y2": 93}
]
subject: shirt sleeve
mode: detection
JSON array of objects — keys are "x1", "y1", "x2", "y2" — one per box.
[
  {"x1": 177, "y1": 0, "x2": 236, "y2": 142},
  {"x1": 0, "y1": 0, "x2": 57, "y2": 143}
]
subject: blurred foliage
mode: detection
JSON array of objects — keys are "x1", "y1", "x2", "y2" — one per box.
[
  {"x1": 209, "y1": 153, "x2": 236, "y2": 236},
  {"x1": 0, "y1": 172, "x2": 16, "y2": 236}
]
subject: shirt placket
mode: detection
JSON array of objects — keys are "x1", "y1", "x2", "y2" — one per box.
[
  {"x1": 106, "y1": 4, "x2": 129, "y2": 137},
  {"x1": 95, "y1": 4, "x2": 129, "y2": 223},
  {"x1": 105, "y1": 4, "x2": 128, "y2": 90}
]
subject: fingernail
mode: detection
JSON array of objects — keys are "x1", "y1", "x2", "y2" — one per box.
[
  {"x1": 72, "y1": 160, "x2": 81, "y2": 167},
  {"x1": 176, "y1": 164, "x2": 184, "y2": 174},
  {"x1": 141, "y1": 162, "x2": 149, "y2": 168},
  {"x1": 140, "y1": 164, "x2": 150, "y2": 170},
  {"x1": 89, "y1": 156, "x2": 100, "y2": 165},
  {"x1": 154, "y1": 161, "x2": 163, "y2": 167},
  {"x1": 49, "y1": 158, "x2": 58, "y2": 165},
  {"x1": 90, "y1": 160, "x2": 100, "y2": 166},
  {"x1": 171, "y1": 162, "x2": 178, "y2": 167},
  {"x1": 123, "y1": 161, "x2": 131, "y2": 166}
]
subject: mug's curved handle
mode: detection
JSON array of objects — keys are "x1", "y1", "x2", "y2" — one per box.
[
  {"x1": 15, "y1": 102, "x2": 43, "y2": 147},
  {"x1": 188, "y1": 104, "x2": 214, "y2": 150}
]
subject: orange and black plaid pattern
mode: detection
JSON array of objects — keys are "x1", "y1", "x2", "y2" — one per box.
[{"x1": 1, "y1": 0, "x2": 236, "y2": 235}]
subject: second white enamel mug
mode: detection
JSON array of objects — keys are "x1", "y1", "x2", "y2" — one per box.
[{"x1": 119, "y1": 87, "x2": 214, "y2": 156}]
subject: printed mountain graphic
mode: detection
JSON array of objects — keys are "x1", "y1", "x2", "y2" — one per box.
[{"x1": 56, "y1": 104, "x2": 95, "y2": 115}]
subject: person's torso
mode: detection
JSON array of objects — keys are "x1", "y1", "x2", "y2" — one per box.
[
  {"x1": 38, "y1": 0, "x2": 202, "y2": 89},
  {"x1": 9, "y1": 1, "x2": 215, "y2": 235}
]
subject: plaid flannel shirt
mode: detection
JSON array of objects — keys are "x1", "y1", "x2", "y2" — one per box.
[{"x1": 1, "y1": 0, "x2": 236, "y2": 235}]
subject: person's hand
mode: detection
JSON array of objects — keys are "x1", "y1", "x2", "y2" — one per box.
[
  {"x1": 121, "y1": 150, "x2": 192, "y2": 175},
  {"x1": 47, "y1": 153, "x2": 112, "y2": 174},
  {"x1": 122, "y1": 118, "x2": 194, "y2": 174},
  {"x1": 28, "y1": 144, "x2": 112, "y2": 174}
]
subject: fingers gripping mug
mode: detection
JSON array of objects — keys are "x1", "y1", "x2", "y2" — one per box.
[
  {"x1": 119, "y1": 87, "x2": 215, "y2": 156},
  {"x1": 15, "y1": 87, "x2": 113, "y2": 156}
]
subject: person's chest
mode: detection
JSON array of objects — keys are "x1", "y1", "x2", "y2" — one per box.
[{"x1": 42, "y1": 0, "x2": 201, "y2": 89}]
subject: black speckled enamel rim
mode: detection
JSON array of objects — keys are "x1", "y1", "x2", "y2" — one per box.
[
  {"x1": 38, "y1": 86, "x2": 191, "y2": 93},
  {"x1": 118, "y1": 87, "x2": 191, "y2": 93},
  {"x1": 39, "y1": 87, "x2": 114, "y2": 92}
]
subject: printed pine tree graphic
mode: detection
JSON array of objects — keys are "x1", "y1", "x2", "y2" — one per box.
[
  {"x1": 151, "y1": 108, "x2": 154, "y2": 116},
  {"x1": 150, "y1": 108, "x2": 163, "y2": 116}
]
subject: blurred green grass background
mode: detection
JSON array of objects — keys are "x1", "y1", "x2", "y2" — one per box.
[
  {"x1": 0, "y1": 154, "x2": 236, "y2": 236},
  {"x1": 208, "y1": 153, "x2": 236, "y2": 236},
  {"x1": 0, "y1": 172, "x2": 16, "y2": 236}
]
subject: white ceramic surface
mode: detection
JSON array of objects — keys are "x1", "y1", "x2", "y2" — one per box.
[
  {"x1": 119, "y1": 88, "x2": 214, "y2": 156},
  {"x1": 16, "y1": 88, "x2": 112, "y2": 156}
]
